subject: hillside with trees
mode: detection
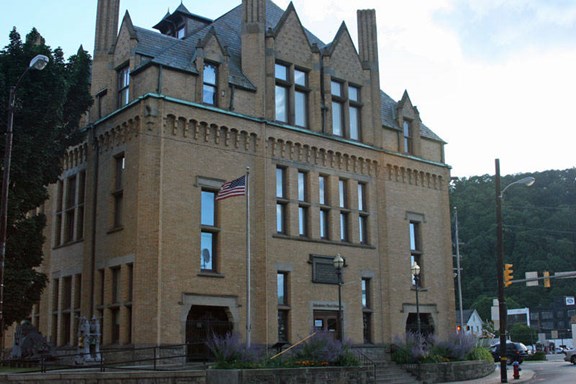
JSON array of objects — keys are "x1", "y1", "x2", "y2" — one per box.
[{"x1": 450, "y1": 168, "x2": 576, "y2": 320}]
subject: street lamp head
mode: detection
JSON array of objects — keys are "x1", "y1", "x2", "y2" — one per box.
[
  {"x1": 518, "y1": 176, "x2": 535, "y2": 187},
  {"x1": 411, "y1": 262, "x2": 421, "y2": 276},
  {"x1": 333, "y1": 253, "x2": 344, "y2": 270},
  {"x1": 500, "y1": 175, "x2": 536, "y2": 197},
  {"x1": 29, "y1": 54, "x2": 49, "y2": 71}
]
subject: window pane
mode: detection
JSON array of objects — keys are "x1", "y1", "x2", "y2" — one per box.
[
  {"x1": 275, "y1": 85, "x2": 288, "y2": 122},
  {"x1": 362, "y1": 279, "x2": 368, "y2": 307},
  {"x1": 201, "y1": 191, "x2": 215, "y2": 226},
  {"x1": 350, "y1": 106, "x2": 359, "y2": 140},
  {"x1": 204, "y1": 63, "x2": 217, "y2": 84},
  {"x1": 358, "y1": 183, "x2": 365, "y2": 211},
  {"x1": 298, "y1": 172, "x2": 306, "y2": 201},
  {"x1": 359, "y1": 215, "x2": 367, "y2": 244},
  {"x1": 410, "y1": 222, "x2": 417, "y2": 251},
  {"x1": 339, "y1": 179, "x2": 346, "y2": 208},
  {"x1": 319, "y1": 176, "x2": 326, "y2": 205},
  {"x1": 277, "y1": 273, "x2": 286, "y2": 305},
  {"x1": 275, "y1": 63, "x2": 288, "y2": 81},
  {"x1": 276, "y1": 203, "x2": 285, "y2": 233},
  {"x1": 276, "y1": 167, "x2": 284, "y2": 198},
  {"x1": 299, "y1": 206, "x2": 307, "y2": 236},
  {"x1": 201, "y1": 232, "x2": 214, "y2": 270},
  {"x1": 295, "y1": 91, "x2": 307, "y2": 127},
  {"x1": 349, "y1": 85, "x2": 359, "y2": 102},
  {"x1": 340, "y1": 212, "x2": 348, "y2": 241},
  {"x1": 203, "y1": 85, "x2": 217, "y2": 105},
  {"x1": 332, "y1": 102, "x2": 343, "y2": 136},
  {"x1": 320, "y1": 209, "x2": 328, "y2": 239},
  {"x1": 331, "y1": 81, "x2": 342, "y2": 97},
  {"x1": 295, "y1": 69, "x2": 306, "y2": 86}
]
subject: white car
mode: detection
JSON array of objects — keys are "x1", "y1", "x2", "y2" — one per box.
[{"x1": 564, "y1": 349, "x2": 576, "y2": 364}]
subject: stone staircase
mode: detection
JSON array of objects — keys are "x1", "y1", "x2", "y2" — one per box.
[{"x1": 373, "y1": 359, "x2": 421, "y2": 383}]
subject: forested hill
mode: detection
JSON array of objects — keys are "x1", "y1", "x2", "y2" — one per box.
[{"x1": 449, "y1": 168, "x2": 576, "y2": 319}]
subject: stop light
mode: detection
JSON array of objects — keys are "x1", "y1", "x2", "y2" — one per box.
[
  {"x1": 504, "y1": 263, "x2": 514, "y2": 287},
  {"x1": 543, "y1": 271, "x2": 551, "y2": 288}
]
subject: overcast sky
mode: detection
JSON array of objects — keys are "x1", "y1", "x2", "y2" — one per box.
[{"x1": 2, "y1": 0, "x2": 575, "y2": 177}]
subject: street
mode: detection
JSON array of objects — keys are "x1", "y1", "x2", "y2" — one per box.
[{"x1": 524, "y1": 353, "x2": 576, "y2": 383}]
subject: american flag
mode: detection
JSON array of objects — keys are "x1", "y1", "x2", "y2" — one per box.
[{"x1": 216, "y1": 175, "x2": 246, "y2": 201}]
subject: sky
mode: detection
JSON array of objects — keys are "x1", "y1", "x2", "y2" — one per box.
[{"x1": 2, "y1": 0, "x2": 575, "y2": 178}]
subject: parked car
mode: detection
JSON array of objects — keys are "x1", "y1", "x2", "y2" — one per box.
[
  {"x1": 490, "y1": 342, "x2": 528, "y2": 364},
  {"x1": 564, "y1": 349, "x2": 576, "y2": 364}
]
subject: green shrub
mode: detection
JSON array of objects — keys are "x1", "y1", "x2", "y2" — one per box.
[
  {"x1": 525, "y1": 351, "x2": 546, "y2": 361},
  {"x1": 466, "y1": 347, "x2": 493, "y2": 363}
]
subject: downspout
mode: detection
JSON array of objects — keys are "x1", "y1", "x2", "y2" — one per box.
[
  {"x1": 318, "y1": 45, "x2": 327, "y2": 134},
  {"x1": 157, "y1": 64, "x2": 163, "y2": 94},
  {"x1": 89, "y1": 125, "x2": 100, "y2": 318}
]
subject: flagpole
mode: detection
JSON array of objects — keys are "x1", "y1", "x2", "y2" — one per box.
[{"x1": 245, "y1": 166, "x2": 251, "y2": 348}]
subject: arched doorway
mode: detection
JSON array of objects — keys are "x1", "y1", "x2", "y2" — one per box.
[
  {"x1": 186, "y1": 305, "x2": 233, "y2": 361},
  {"x1": 405, "y1": 312, "x2": 435, "y2": 337}
]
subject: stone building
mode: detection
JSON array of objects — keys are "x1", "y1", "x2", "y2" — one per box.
[{"x1": 33, "y1": 0, "x2": 455, "y2": 355}]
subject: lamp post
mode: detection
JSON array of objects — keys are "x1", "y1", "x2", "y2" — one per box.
[
  {"x1": 333, "y1": 253, "x2": 344, "y2": 341},
  {"x1": 0, "y1": 54, "x2": 49, "y2": 354},
  {"x1": 411, "y1": 262, "x2": 422, "y2": 336},
  {"x1": 495, "y1": 158, "x2": 535, "y2": 383}
]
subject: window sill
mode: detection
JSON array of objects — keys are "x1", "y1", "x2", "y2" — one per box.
[
  {"x1": 198, "y1": 271, "x2": 225, "y2": 278},
  {"x1": 107, "y1": 226, "x2": 124, "y2": 234}
]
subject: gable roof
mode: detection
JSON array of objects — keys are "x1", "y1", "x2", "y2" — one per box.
[{"x1": 128, "y1": 0, "x2": 443, "y2": 141}]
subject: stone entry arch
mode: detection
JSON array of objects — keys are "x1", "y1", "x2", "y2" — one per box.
[
  {"x1": 405, "y1": 312, "x2": 435, "y2": 337},
  {"x1": 186, "y1": 305, "x2": 233, "y2": 361}
]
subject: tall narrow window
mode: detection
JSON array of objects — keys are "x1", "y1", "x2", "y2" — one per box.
[
  {"x1": 332, "y1": 80, "x2": 362, "y2": 139},
  {"x1": 201, "y1": 190, "x2": 218, "y2": 272},
  {"x1": 275, "y1": 63, "x2": 289, "y2": 123},
  {"x1": 403, "y1": 120, "x2": 413, "y2": 154},
  {"x1": 358, "y1": 182, "x2": 368, "y2": 244},
  {"x1": 275, "y1": 63, "x2": 309, "y2": 127},
  {"x1": 338, "y1": 179, "x2": 347, "y2": 208},
  {"x1": 118, "y1": 65, "x2": 130, "y2": 107},
  {"x1": 349, "y1": 85, "x2": 361, "y2": 140},
  {"x1": 294, "y1": 69, "x2": 308, "y2": 128},
  {"x1": 298, "y1": 171, "x2": 309, "y2": 237},
  {"x1": 320, "y1": 208, "x2": 329, "y2": 239},
  {"x1": 54, "y1": 180, "x2": 63, "y2": 246},
  {"x1": 64, "y1": 175, "x2": 76, "y2": 243},
  {"x1": 362, "y1": 278, "x2": 373, "y2": 343},
  {"x1": 277, "y1": 272, "x2": 289, "y2": 342},
  {"x1": 203, "y1": 62, "x2": 218, "y2": 105},
  {"x1": 276, "y1": 167, "x2": 287, "y2": 234},
  {"x1": 331, "y1": 81, "x2": 343, "y2": 136},
  {"x1": 340, "y1": 212, "x2": 349, "y2": 242},
  {"x1": 77, "y1": 171, "x2": 86, "y2": 239},
  {"x1": 318, "y1": 175, "x2": 327, "y2": 205},
  {"x1": 113, "y1": 154, "x2": 125, "y2": 228},
  {"x1": 410, "y1": 221, "x2": 422, "y2": 285}
]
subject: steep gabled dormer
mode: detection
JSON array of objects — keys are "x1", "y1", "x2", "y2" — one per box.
[
  {"x1": 153, "y1": 3, "x2": 212, "y2": 39},
  {"x1": 396, "y1": 90, "x2": 422, "y2": 156},
  {"x1": 194, "y1": 27, "x2": 231, "y2": 108}
]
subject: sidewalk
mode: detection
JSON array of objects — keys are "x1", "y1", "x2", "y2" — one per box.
[{"x1": 446, "y1": 365, "x2": 534, "y2": 383}]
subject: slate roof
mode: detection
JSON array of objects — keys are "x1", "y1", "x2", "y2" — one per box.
[{"x1": 129, "y1": 0, "x2": 443, "y2": 142}]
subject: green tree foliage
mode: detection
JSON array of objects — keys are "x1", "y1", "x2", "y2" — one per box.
[
  {"x1": 509, "y1": 323, "x2": 538, "y2": 346},
  {"x1": 451, "y1": 168, "x2": 576, "y2": 315},
  {"x1": 0, "y1": 28, "x2": 93, "y2": 327}
]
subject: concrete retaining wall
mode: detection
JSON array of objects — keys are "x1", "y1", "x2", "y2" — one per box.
[{"x1": 404, "y1": 360, "x2": 495, "y2": 383}]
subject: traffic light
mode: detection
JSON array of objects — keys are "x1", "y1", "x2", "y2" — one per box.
[
  {"x1": 504, "y1": 263, "x2": 514, "y2": 287},
  {"x1": 543, "y1": 271, "x2": 551, "y2": 288}
]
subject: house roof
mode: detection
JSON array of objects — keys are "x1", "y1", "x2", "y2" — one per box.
[{"x1": 129, "y1": 0, "x2": 443, "y2": 142}]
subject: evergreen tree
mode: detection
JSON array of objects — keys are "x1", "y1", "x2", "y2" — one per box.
[{"x1": 0, "y1": 27, "x2": 93, "y2": 328}]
